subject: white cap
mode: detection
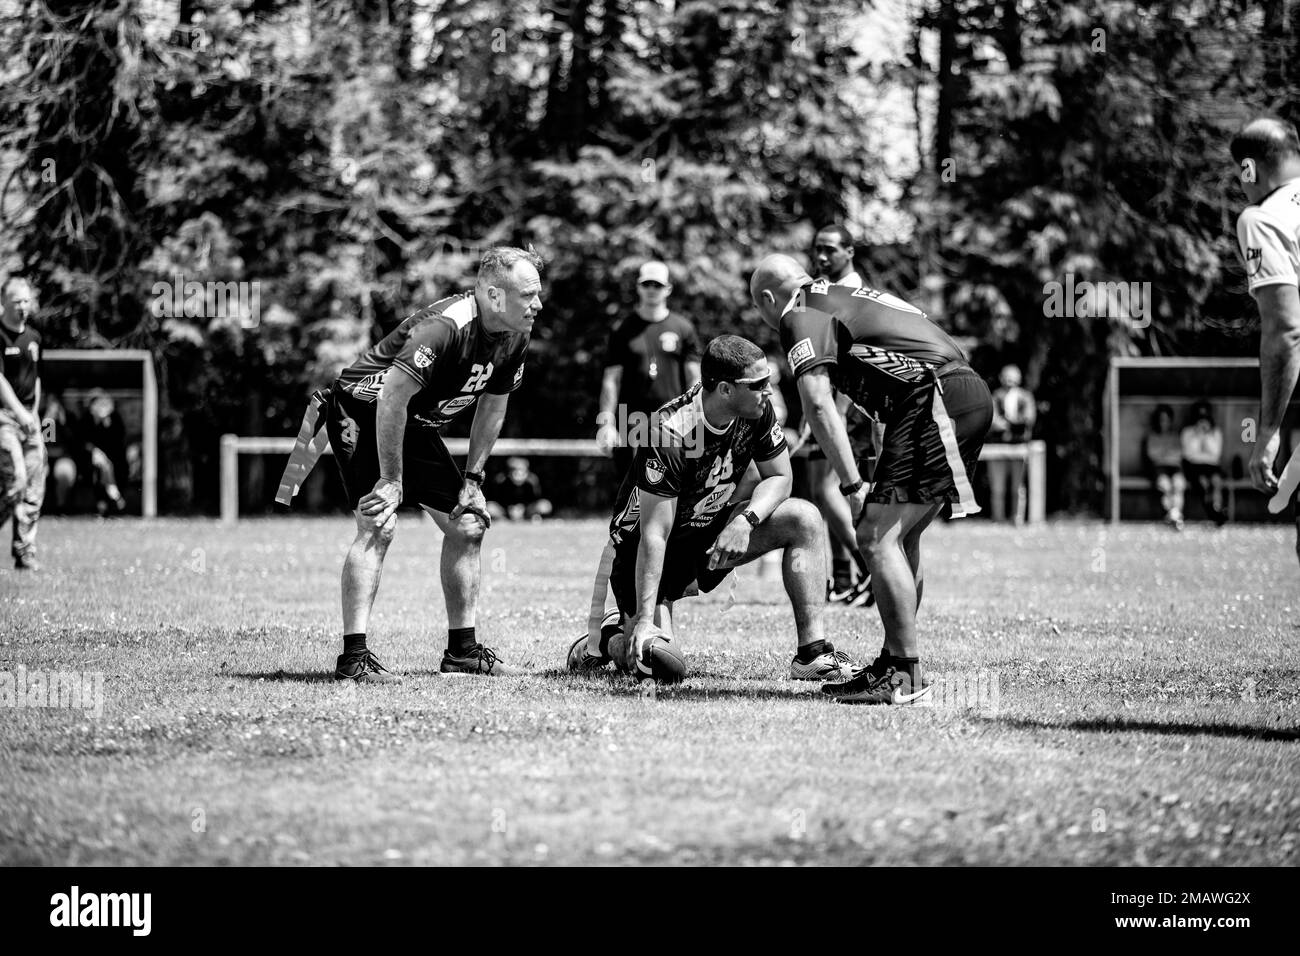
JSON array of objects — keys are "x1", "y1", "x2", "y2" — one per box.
[{"x1": 637, "y1": 261, "x2": 671, "y2": 285}]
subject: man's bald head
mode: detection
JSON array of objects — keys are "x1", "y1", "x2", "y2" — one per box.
[
  {"x1": 1231, "y1": 117, "x2": 1300, "y2": 200},
  {"x1": 750, "y1": 254, "x2": 812, "y2": 328}
]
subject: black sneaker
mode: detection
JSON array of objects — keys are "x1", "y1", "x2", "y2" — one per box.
[
  {"x1": 440, "y1": 643, "x2": 523, "y2": 676},
  {"x1": 822, "y1": 664, "x2": 932, "y2": 705},
  {"x1": 827, "y1": 580, "x2": 856, "y2": 603},
  {"x1": 334, "y1": 649, "x2": 402, "y2": 684},
  {"x1": 843, "y1": 577, "x2": 875, "y2": 608}
]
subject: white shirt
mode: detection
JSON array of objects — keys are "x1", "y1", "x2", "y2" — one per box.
[{"x1": 1236, "y1": 177, "x2": 1300, "y2": 296}]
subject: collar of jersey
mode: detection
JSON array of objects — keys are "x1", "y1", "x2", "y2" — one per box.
[
  {"x1": 694, "y1": 388, "x2": 734, "y2": 435},
  {"x1": 1257, "y1": 175, "x2": 1300, "y2": 206}
]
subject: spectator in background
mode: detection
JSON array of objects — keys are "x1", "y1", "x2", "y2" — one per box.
[
  {"x1": 595, "y1": 260, "x2": 702, "y2": 477},
  {"x1": 987, "y1": 364, "x2": 1036, "y2": 524},
  {"x1": 0, "y1": 276, "x2": 46, "y2": 569},
  {"x1": 1144, "y1": 404, "x2": 1186, "y2": 530},
  {"x1": 81, "y1": 388, "x2": 128, "y2": 514},
  {"x1": 42, "y1": 392, "x2": 80, "y2": 513},
  {"x1": 1181, "y1": 401, "x2": 1227, "y2": 526},
  {"x1": 486, "y1": 456, "x2": 552, "y2": 522}
]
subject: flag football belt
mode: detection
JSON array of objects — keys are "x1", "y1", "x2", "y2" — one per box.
[
  {"x1": 927, "y1": 360, "x2": 981, "y2": 519},
  {"x1": 275, "y1": 387, "x2": 333, "y2": 506}
]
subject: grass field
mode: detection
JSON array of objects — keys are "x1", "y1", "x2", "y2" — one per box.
[{"x1": 1, "y1": 515, "x2": 1297, "y2": 866}]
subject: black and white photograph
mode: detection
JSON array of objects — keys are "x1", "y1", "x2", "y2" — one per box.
[{"x1": 0, "y1": 0, "x2": 1295, "y2": 919}]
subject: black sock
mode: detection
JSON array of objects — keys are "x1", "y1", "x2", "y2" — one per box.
[
  {"x1": 891, "y1": 655, "x2": 921, "y2": 686},
  {"x1": 850, "y1": 549, "x2": 870, "y2": 578},
  {"x1": 448, "y1": 626, "x2": 477, "y2": 655},
  {"x1": 831, "y1": 557, "x2": 852, "y2": 587},
  {"x1": 343, "y1": 633, "x2": 366, "y2": 656},
  {"x1": 797, "y1": 639, "x2": 832, "y2": 663}
]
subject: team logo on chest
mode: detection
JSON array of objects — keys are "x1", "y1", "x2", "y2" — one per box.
[
  {"x1": 413, "y1": 345, "x2": 435, "y2": 368},
  {"x1": 659, "y1": 331, "x2": 680, "y2": 353}
]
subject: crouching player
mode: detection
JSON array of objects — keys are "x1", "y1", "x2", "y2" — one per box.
[{"x1": 567, "y1": 335, "x2": 858, "y2": 681}]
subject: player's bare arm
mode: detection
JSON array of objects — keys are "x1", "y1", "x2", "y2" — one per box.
[
  {"x1": 627, "y1": 488, "x2": 677, "y2": 669},
  {"x1": 453, "y1": 391, "x2": 509, "y2": 526},
  {"x1": 708, "y1": 450, "x2": 793, "y2": 569},
  {"x1": 360, "y1": 367, "x2": 419, "y2": 522},
  {"x1": 1251, "y1": 283, "x2": 1300, "y2": 492},
  {"x1": 596, "y1": 365, "x2": 622, "y2": 452},
  {"x1": 797, "y1": 367, "x2": 867, "y2": 519},
  {"x1": 0, "y1": 371, "x2": 36, "y2": 433}
]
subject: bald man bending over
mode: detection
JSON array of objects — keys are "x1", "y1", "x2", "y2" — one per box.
[
  {"x1": 751, "y1": 255, "x2": 993, "y2": 704},
  {"x1": 1231, "y1": 116, "x2": 1300, "y2": 567}
]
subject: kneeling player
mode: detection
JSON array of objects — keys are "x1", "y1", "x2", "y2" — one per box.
[{"x1": 567, "y1": 335, "x2": 857, "y2": 681}]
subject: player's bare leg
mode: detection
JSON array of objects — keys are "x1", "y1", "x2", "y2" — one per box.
[
  {"x1": 901, "y1": 502, "x2": 941, "y2": 612},
  {"x1": 855, "y1": 501, "x2": 936, "y2": 659},
  {"x1": 335, "y1": 508, "x2": 401, "y2": 683},
  {"x1": 426, "y1": 507, "x2": 486, "y2": 628},
  {"x1": 342, "y1": 509, "x2": 396, "y2": 635}
]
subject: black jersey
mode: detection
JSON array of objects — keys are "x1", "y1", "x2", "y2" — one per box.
[
  {"x1": 334, "y1": 292, "x2": 528, "y2": 429},
  {"x1": 779, "y1": 279, "x2": 966, "y2": 418},
  {"x1": 609, "y1": 384, "x2": 787, "y2": 542},
  {"x1": 0, "y1": 323, "x2": 40, "y2": 407},
  {"x1": 606, "y1": 312, "x2": 702, "y2": 416}
]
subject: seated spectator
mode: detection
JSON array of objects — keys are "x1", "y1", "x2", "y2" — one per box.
[
  {"x1": 1180, "y1": 401, "x2": 1227, "y2": 526},
  {"x1": 42, "y1": 392, "x2": 80, "y2": 513},
  {"x1": 1144, "y1": 404, "x2": 1186, "y2": 529},
  {"x1": 81, "y1": 388, "x2": 128, "y2": 514},
  {"x1": 486, "y1": 456, "x2": 552, "y2": 522}
]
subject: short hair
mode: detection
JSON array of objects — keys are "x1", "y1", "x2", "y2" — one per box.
[
  {"x1": 814, "y1": 223, "x2": 854, "y2": 248},
  {"x1": 1229, "y1": 117, "x2": 1300, "y2": 169},
  {"x1": 701, "y1": 335, "x2": 765, "y2": 390},
  {"x1": 2, "y1": 276, "x2": 32, "y2": 297},
  {"x1": 476, "y1": 247, "x2": 544, "y2": 288},
  {"x1": 1151, "y1": 403, "x2": 1175, "y2": 430}
]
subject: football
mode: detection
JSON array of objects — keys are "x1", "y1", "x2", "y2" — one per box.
[{"x1": 633, "y1": 625, "x2": 686, "y2": 684}]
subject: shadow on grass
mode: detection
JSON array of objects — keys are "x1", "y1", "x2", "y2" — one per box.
[
  {"x1": 985, "y1": 716, "x2": 1300, "y2": 742},
  {"x1": 230, "y1": 670, "x2": 335, "y2": 684},
  {"x1": 533, "y1": 668, "x2": 819, "y2": 702}
]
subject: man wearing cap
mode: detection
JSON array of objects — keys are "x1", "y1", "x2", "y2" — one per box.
[{"x1": 595, "y1": 260, "x2": 703, "y2": 477}]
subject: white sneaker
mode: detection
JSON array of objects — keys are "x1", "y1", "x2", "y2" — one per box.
[{"x1": 790, "y1": 648, "x2": 859, "y2": 681}]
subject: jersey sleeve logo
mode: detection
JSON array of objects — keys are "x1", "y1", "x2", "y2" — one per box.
[
  {"x1": 1246, "y1": 247, "x2": 1262, "y2": 276},
  {"x1": 413, "y1": 345, "x2": 435, "y2": 369},
  {"x1": 512, "y1": 363, "x2": 525, "y2": 385},
  {"x1": 645, "y1": 456, "x2": 666, "y2": 485},
  {"x1": 788, "y1": 337, "x2": 815, "y2": 369},
  {"x1": 769, "y1": 421, "x2": 784, "y2": 446}
]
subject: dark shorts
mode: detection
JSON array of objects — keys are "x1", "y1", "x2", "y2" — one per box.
[
  {"x1": 1182, "y1": 461, "x2": 1222, "y2": 484},
  {"x1": 326, "y1": 392, "x2": 462, "y2": 513},
  {"x1": 608, "y1": 503, "x2": 745, "y2": 615},
  {"x1": 868, "y1": 367, "x2": 993, "y2": 507}
]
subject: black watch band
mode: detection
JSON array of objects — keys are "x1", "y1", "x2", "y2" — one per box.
[
  {"x1": 464, "y1": 470, "x2": 485, "y2": 485},
  {"x1": 741, "y1": 509, "x2": 761, "y2": 528},
  {"x1": 839, "y1": 479, "x2": 864, "y2": 497}
]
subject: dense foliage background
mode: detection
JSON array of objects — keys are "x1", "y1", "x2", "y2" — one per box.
[{"x1": 0, "y1": 0, "x2": 1288, "y2": 513}]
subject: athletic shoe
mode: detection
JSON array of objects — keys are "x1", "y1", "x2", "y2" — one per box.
[
  {"x1": 822, "y1": 665, "x2": 932, "y2": 705},
  {"x1": 334, "y1": 649, "x2": 402, "y2": 684},
  {"x1": 843, "y1": 577, "x2": 875, "y2": 608},
  {"x1": 790, "y1": 647, "x2": 859, "y2": 681},
  {"x1": 567, "y1": 634, "x2": 613, "y2": 673},
  {"x1": 440, "y1": 643, "x2": 523, "y2": 676},
  {"x1": 13, "y1": 554, "x2": 39, "y2": 571}
]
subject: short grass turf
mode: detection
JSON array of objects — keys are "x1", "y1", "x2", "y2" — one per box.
[{"x1": 0, "y1": 515, "x2": 1297, "y2": 866}]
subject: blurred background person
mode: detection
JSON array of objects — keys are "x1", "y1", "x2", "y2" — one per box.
[
  {"x1": 1144, "y1": 403, "x2": 1186, "y2": 529},
  {"x1": 987, "y1": 364, "x2": 1036, "y2": 524},
  {"x1": 595, "y1": 259, "x2": 702, "y2": 477},
  {"x1": 1181, "y1": 400, "x2": 1227, "y2": 526},
  {"x1": 486, "y1": 456, "x2": 552, "y2": 521},
  {"x1": 42, "y1": 391, "x2": 80, "y2": 514},
  {"x1": 0, "y1": 276, "x2": 46, "y2": 569},
  {"x1": 81, "y1": 388, "x2": 128, "y2": 515}
]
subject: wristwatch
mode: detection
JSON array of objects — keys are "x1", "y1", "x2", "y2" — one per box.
[
  {"x1": 464, "y1": 470, "x2": 485, "y2": 485},
  {"x1": 839, "y1": 479, "x2": 865, "y2": 497},
  {"x1": 741, "y1": 509, "x2": 761, "y2": 528}
]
